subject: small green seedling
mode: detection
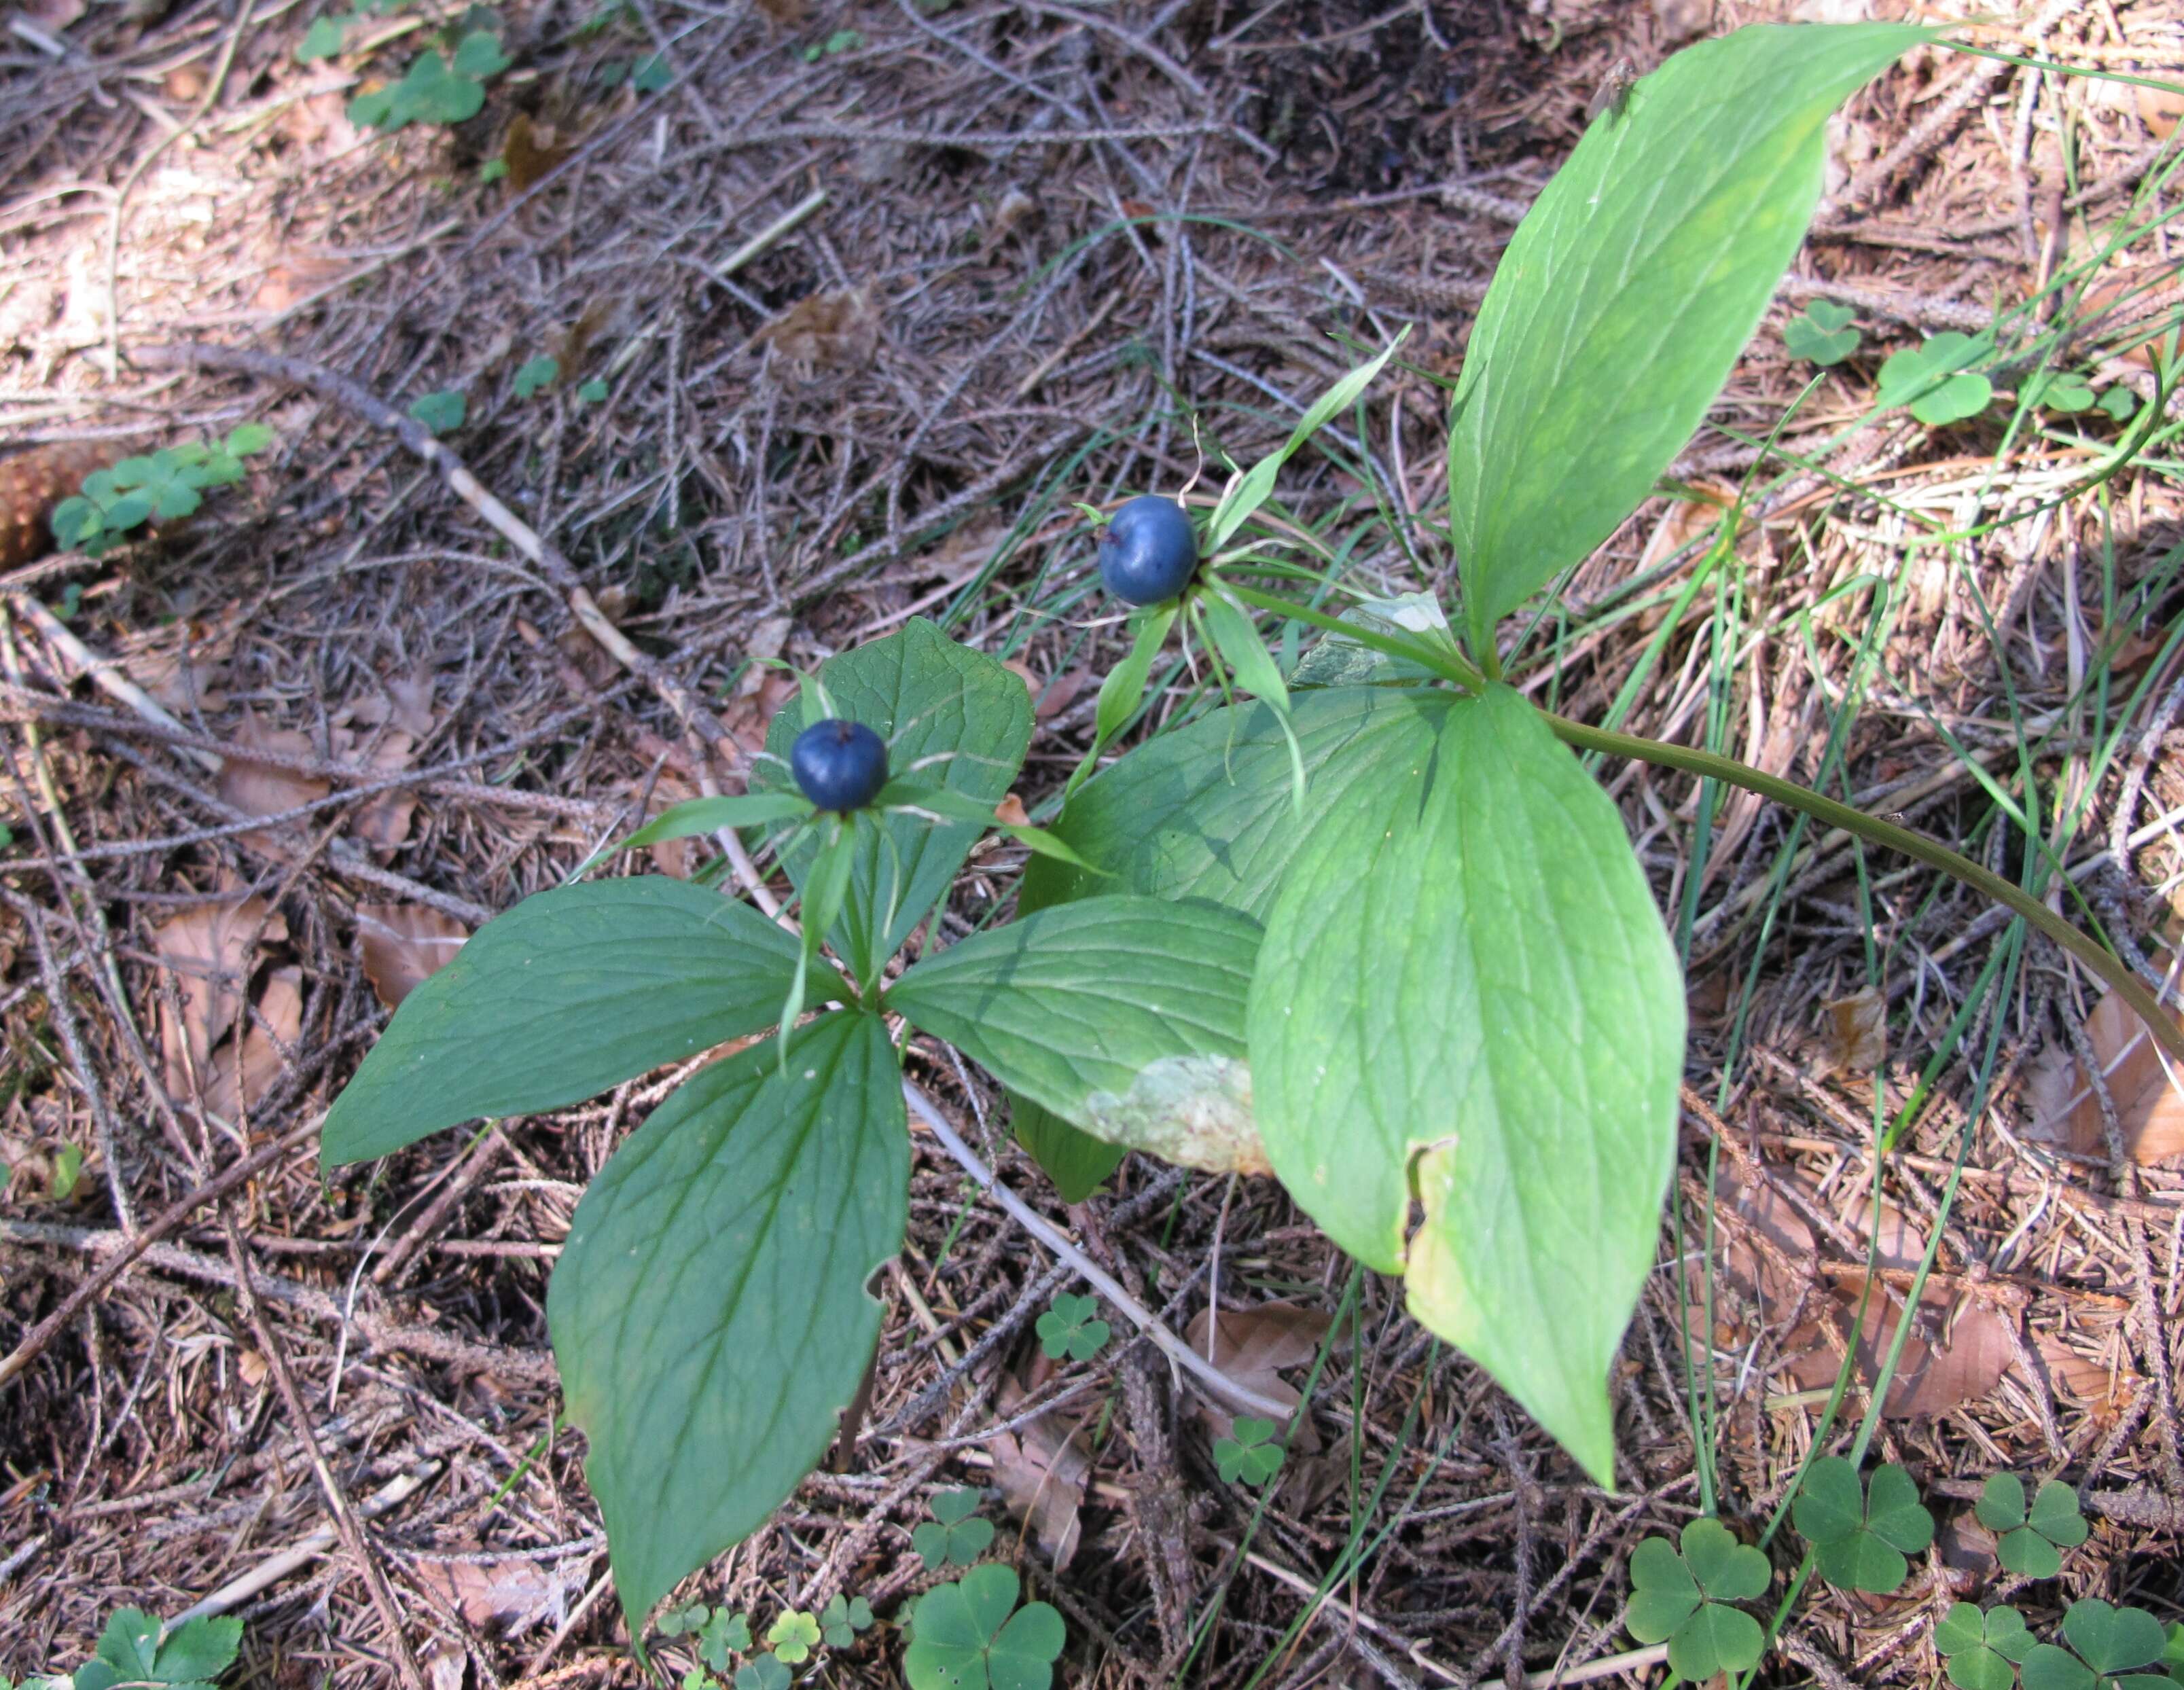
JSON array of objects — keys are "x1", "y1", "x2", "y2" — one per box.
[
  {"x1": 732, "y1": 1658, "x2": 789, "y2": 1690},
  {"x1": 1873, "y1": 330, "x2": 1994, "y2": 425},
  {"x1": 514, "y1": 355, "x2": 559, "y2": 397},
  {"x1": 801, "y1": 27, "x2": 862, "y2": 60},
  {"x1": 820, "y1": 1594, "x2": 874, "y2": 1649},
  {"x1": 2020, "y1": 1599, "x2": 2173, "y2": 1690},
  {"x1": 1784, "y1": 300, "x2": 1861, "y2": 365},
  {"x1": 1790, "y1": 1458, "x2": 1933, "y2": 1594},
  {"x1": 349, "y1": 30, "x2": 509, "y2": 130},
  {"x1": 632, "y1": 52, "x2": 672, "y2": 91},
  {"x1": 1976, "y1": 1473, "x2": 2088, "y2": 1579},
  {"x1": 577, "y1": 376, "x2": 609, "y2": 403},
  {"x1": 1213, "y1": 1415, "x2": 1283, "y2": 1487},
  {"x1": 765, "y1": 1612, "x2": 819, "y2": 1666},
  {"x1": 406, "y1": 390, "x2": 467, "y2": 435},
  {"x1": 2100, "y1": 385, "x2": 2140, "y2": 421},
  {"x1": 1035, "y1": 1292, "x2": 1109, "y2": 1361},
  {"x1": 296, "y1": 0, "x2": 401, "y2": 60},
  {"x1": 68, "y1": 1608, "x2": 243, "y2": 1690},
  {"x1": 914, "y1": 1488, "x2": 996, "y2": 1569},
  {"x1": 54, "y1": 427, "x2": 274, "y2": 557},
  {"x1": 658, "y1": 1600, "x2": 709, "y2": 1637},
  {"x1": 1622, "y1": 1517, "x2": 1771, "y2": 1681},
  {"x1": 49, "y1": 1143, "x2": 83, "y2": 1201},
  {"x1": 1935, "y1": 1603, "x2": 2037, "y2": 1690},
  {"x1": 903, "y1": 1565, "x2": 1065, "y2": 1690}
]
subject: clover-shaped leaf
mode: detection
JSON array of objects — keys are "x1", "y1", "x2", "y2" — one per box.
[
  {"x1": 659, "y1": 1600, "x2": 710, "y2": 1637},
  {"x1": 696, "y1": 1609, "x2": 752, "y2": 1671},
  {"x1": 2100, "y1": 386, "x2": 2139, "y2": 422},
  {"x1": 1977, "y1": 1475, "x2": 2088, "y2": 1579},
  {"x1": 1936, "y1": 1603, "x2": 2036, "y2": 1690},
  {"x1": 1623, "y1": 1517, "x2": 1770, "y2": 1680},
  {"x1": 1035, "y1": 1293, "x2": 1110, "y2": 1362},
  {"x1": 913, "y1": 1488, "x2": 995, "y2": 1569},
  {"x1": 904, "y1": 1564, "x2": 1067, "y2": 1690},
  {"x1": 296, "y1": 14, "x2": 357, "y2": 60},
  {"x1": 2064, "y1": 1600, "x2": 2168, "y2": 1682},
  {"x1": 407, "y1": 390, "x2": 467, "y2": 435},
  {"x1": 766, "y1": 1611, "x2": 819, "y2": 1665},
  {"x1": 1213, "y1": 1415, "x2": 1284, "y2": 1486},
  {"x1": 1791, "y1": 1457, "x2": 1933, "y2": 1594},
  {"x1": 1785, "y1": 300, "x2": 1861, "y2": 365},
  {"x1": 732, "y1": 1657, "x2": 789, "y2": 1690},
  {"x1": 820, "y1": 1594, "x2": 874, "y2": 1649},
  {"x1": 2033, "y1": 371, "x2": 2099, "y2": 414},
  {"x1": 1874, "y1": 331, "x2": 1994, "y2": 426},
  {"x1": 514, "y1": 355, "x2": 559, "y2": 398},
  {"x1": 451, "y1": 28, "x2": 510, "y2": 77}
]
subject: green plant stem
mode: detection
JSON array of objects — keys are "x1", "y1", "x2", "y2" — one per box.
[{"x1": 1546, "y1": 714, "x2": 2184, "y2": 1064}]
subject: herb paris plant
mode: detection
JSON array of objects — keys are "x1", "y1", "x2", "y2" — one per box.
[{"x1": 312, "y1": 17, "x2": 2172, "y2": 1644}]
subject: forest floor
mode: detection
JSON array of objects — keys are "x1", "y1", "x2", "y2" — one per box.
[{"x1": 4, "y1": 0, "x2": 2184, "y2": 1685}]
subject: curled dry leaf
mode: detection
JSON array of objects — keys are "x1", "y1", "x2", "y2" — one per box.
[
  {"x1": 1821, "y1": 985, "x2": 1887, "y2": 1075},
  {"x1": 989, "y1": 1377, "x2": 1089, "y2": 1570},
  {"x1": 200, "y1": 967, "x2": 302, "y2": 1128},
  {"x1": 1183, "y1": 1299, "x2": 1337, "y2": 1451},
  {"x1": 152, "y1": 893, "x2": 287, "y2": 1096},
  {"x1": 757, "y1": 287, "x2": 881, "y2": 373},
  {"x1": 219, "y1": 715, "x2": 332, "y2": 857},
  {"x1": 1711, "y1": 1168, "x2": 2012, "y2": 1418},
  {"x1": 357, "y1": 904, "x2": 471, "y2": 1009},
  {"x1": 2025, "y1": 988, "x2": 2184, "y2": 1165},
  {"x1": 414, "y1": 1556, "x2": 570, "y2": 1636}
]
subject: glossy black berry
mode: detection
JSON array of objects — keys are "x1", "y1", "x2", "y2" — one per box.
[
  {"x1": 791, "y1": 718, "x2": 889, "y2": 812},
  {"x1": 1097, "y1": 495, "x2": 1198, "y2": 605}
]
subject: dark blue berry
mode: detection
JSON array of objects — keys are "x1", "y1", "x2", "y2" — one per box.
[
  {"x1": 1097, "y1": 495, "x2": 1198, "y2": 605},
  {"x1": 791, "y1": 718, "x2": 889, "y2": 812}
]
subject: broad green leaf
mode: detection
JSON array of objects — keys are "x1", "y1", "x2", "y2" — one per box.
[
  {"x1": 2020, "y1": 1646, "x2": 2096, "y2": 1690},
  {"x1": 1624, "y1": 1538, "x2": 1702, "y2": 1642},
  {"x1": 1791, "y1": 1458, "x2": 1931, "y2": 1593},
  {"x1": 152, "y1": 1615, "x2": 243, "y2": 1682},
  {"x1": 891, "y1": 896, "x2": 1264, "y2": 1175},
  {"x1": 1247, "y1": 684, "x2": 1681, "y2": 1482},
  {"x1": 594, "y1": 791, "x2": 811, "y2": 870},
  {"x1": 1444, "y1": 22, "x2": 1929, "y2": 653},
  {"x1": 756, "y1": 618, "x2": 1031, "y2": 984},
  {"x1": 1024, "y1": 687, "x2": 1454, "y2": 920},
  {"x1": 321, "y1": 878, "x2": 807, "y2": 1165},
  {"x1": 1668, "y1": 1602, "x2": 1763, "y2": 1682},
  {"x1": 548, "y1": 1011, "x2": 907, "y2": 1624},
  {"x1": 905, "y1": 1566, "x2": 1065, "y2": 1690},
  {"x1": 1288, "y1": 592, "x2": 1458, "y2": 689},
  {"x1": 1204, "y1": 336, "x2": 1401, "y2": 552},
  {"x1": 296, "y1": 13, "x2": 351, "y2": 59},
  {"x1": 1009, "y1": 1094, "x2": 1126, "y2": 1201},
  {"x1": 2064, "y1": 1601, "x2": 2166, "y2": 1676}
]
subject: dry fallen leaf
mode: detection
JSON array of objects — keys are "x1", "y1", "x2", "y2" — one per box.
[
  {"x1": 2026, "y1": 989, "x2": 2184, "y2": 1164},
  {"x1": 414, "y1": 1557, "x2": 568, "y2": 1636},
  {"x1": 336, "y1": 728, "x2": 420, "y2": 857},
  {"x1": 757, "y1": 287, "x2": 881, "y2": 373},
  {"x1": 201, "y1": 967, "x2": 302, "y2": 1126},
  {"x1": 357, "y1": 905, "x2": 471, "y2": 1009},
  {"x1": 1713, "y1": 1168, "x2": 2012, "y2": 1418},
  {"x1": 995, "y1": 794, "x2": 1030, "y2": 827},
  {"x1": 1821, "y1": 985, "x2": 1886, "y2": 1075},
  {"x1": 152, "y1": 893, "x2": 287, "y2": 1095},
  {"x1": 2141, "y1": 79, "x2": 2184, "y2": 142},
  {"x1": 1184, "y1": 1299, "x2": 1337, "y2": 1450},
  {"x1": 219, "y1": 715, "x2": 332, "y2": 856},
  {"x1": 989, "y1": 1377, "x2": 1090, "y2": 1570},
  {"x1": 502, "y1": 111, "x2": 572, "y2": 192}
]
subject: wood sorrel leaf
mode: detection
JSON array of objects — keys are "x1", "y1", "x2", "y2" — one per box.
[
  {"x1": 548, "y1": 1010, "x2": 906, "y2": 1624},
  {"x1": 891, "y1": 895, "x2": 1264, "y2": 1175},
  {"x1": 321, "y1": 878, "x2": 805, "y2": 1166},
  {"x1": 1246, "y1": 684, "x2": 1683, "y2": 1483},
  {"x1": 757, "y1": 618, "x2": 1030, "y2": 986},
  {"x1": 1444, "y1": 22, "x2": 1929, "y2": 655}
]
